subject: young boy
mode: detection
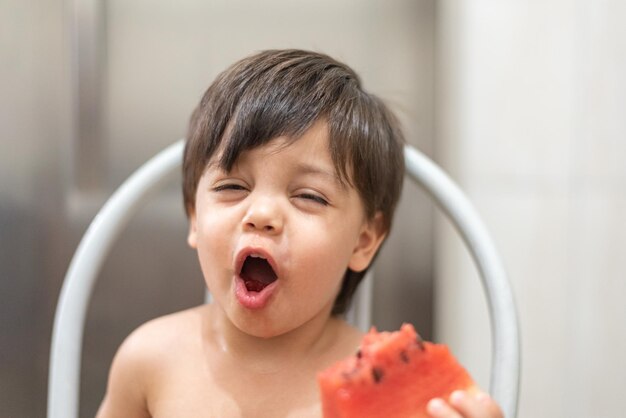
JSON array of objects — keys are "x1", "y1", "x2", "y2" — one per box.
[{"x1": 96, "y1": 49, "x2": 502, "y2": 418}]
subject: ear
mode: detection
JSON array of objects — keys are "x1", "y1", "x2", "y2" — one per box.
[
  {"x1": 348, "y1": 212, "x2": 387, "y2": 272},
  {"x1": 187, "y1": 211, "x2": 198, "y2": 249}
]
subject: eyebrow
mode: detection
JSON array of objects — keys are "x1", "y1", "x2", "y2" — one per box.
[{"x1": 295, "y1": 163, "x2": 347, "y2": 190}]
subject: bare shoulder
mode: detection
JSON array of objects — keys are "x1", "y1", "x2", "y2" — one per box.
[
  {"x1": 323, "y1": 317, "x2": 364, "y2": 360},
  {"x1": 96, "y1": 306, "x2": 207, "y2": 418},
  {"x1": 129, "y1": 305, "x2": 205, "y2": 350},
  {"x1": 334, "y1": 318, "x2": 364, "y2": 343},
  {"x1": 112, "y1": 305, "x2": 206, "y2": 371}
]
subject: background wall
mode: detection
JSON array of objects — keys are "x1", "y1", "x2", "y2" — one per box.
[
  {"x1": 436, "y1": 1, "x2": 626, "y2": 417},
  {"x1": 3, "y1": 1, "x2": 625, "y2": 418},
  {"x1": 1, "y1": 1, "x2": 434, "y2": 417}
]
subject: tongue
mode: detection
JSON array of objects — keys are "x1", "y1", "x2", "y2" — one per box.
[{"x1": 241, "y1": 257, "x2": 277, "y2": 292}]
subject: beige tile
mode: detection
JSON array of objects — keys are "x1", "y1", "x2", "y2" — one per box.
[
  {"x1": 562, "y1": 195, "x2": 626, "y2": 416},
  {"x1": 571, "y1": 1, "x2": 626, "y2": 186},
  {"x1": 436, "y1": 190, "x2": 572, "y2": 415}
]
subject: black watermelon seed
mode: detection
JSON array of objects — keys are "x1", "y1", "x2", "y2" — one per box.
[
  {"x1": 372, "y1": 367, "x2": 384, "y2": 383},
  {"x1": 356, "y1": 349, "x2": 362, "y2": 359},
  {"x1": 400, "y1": 350, "x2": 410, "y2": 363}
]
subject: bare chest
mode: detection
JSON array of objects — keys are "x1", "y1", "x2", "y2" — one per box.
[{"x1": 147, "y1": 357, "x2": 323, "y2": 418}]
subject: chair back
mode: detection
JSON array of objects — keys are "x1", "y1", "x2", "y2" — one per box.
[{"x1": 48, "y1": 141, "x2": 520, "y2": 418}]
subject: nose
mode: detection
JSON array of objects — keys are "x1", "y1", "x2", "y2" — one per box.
[{"x1": 242, "y1": 195, "x2": 284, "y2": 235}]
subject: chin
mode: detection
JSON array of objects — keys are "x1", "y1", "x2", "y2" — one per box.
[{"x1": 229, "y1": 309, "x2": 288, "y2": 338}]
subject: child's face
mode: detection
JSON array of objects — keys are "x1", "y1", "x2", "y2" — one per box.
[{"x1": 188, "y1": 120, "x2": 385, "y2": 337}]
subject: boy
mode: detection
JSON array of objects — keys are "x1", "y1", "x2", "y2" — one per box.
[{"x1": 96, "y1": 49, "x2": 502, "y2": 418}]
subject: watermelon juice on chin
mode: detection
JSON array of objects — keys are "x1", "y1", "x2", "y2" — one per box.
[{"x1": 317, "y1": 323, "x2": 476, "y2": 418}]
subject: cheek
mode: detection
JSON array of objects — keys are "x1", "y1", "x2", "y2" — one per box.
[
  {"x1": 292, "y1": 227, "x2": 359, "y2": 293},
  {"x1": 194, "y1": 209, "x2": 235, "y2": 280},
  {"x1": 195, "y1": 201, "x2": 234, "y2": 241}
]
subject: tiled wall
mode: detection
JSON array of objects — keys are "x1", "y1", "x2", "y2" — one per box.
[{"x1": 436, "y1": 2, "x2": 626, "y2": 417}]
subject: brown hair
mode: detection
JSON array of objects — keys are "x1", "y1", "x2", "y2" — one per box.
[{"x1": 183, "y1": 49, "x2": 405, "y2": 314}]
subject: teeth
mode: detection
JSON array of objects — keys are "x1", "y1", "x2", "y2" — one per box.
[{"x1": 249, "y1": 253, "x2": 266, "y2": 259}]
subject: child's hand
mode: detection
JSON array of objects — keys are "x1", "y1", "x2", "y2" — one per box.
[{"x1": 426, "y1": 390, "x2": 503, "y2": 418}]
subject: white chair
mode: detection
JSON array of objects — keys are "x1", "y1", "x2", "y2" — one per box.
[{"x1": 48, "y1": 141, "x2": 521, "y2": 418}]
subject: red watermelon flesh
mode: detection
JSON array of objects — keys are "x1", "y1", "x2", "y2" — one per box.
[{"x1": 318, "y1": 323, "x2": 476, "y2": 418}]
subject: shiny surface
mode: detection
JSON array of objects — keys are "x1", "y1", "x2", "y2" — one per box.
[
  {"x1": 1, "y1": 1, "x2": 435, "y2": 416},
  {"x1": 48, "y1": 141, "x2": 185, "y2": 418}
]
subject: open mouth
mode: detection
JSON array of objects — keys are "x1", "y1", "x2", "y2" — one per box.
[{"x1": 239, "y1": 254, "x2": 278, "y2": 292}]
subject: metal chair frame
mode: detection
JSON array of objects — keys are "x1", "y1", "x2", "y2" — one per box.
[{"x1": 48, "y1": 141, "x2": 520, "y2": 417}]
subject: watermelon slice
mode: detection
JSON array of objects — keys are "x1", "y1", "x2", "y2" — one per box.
[{"x1": 318, "y1": 323, "x2": 476, "y2": 418}]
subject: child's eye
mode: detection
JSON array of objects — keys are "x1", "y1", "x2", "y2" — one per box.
[
  {"x1": 213, "y1": 183, "x2": 247, "y2": 192},
  {"x1": 297, "y1": 193, "x2": 329, "y2": 206}
]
